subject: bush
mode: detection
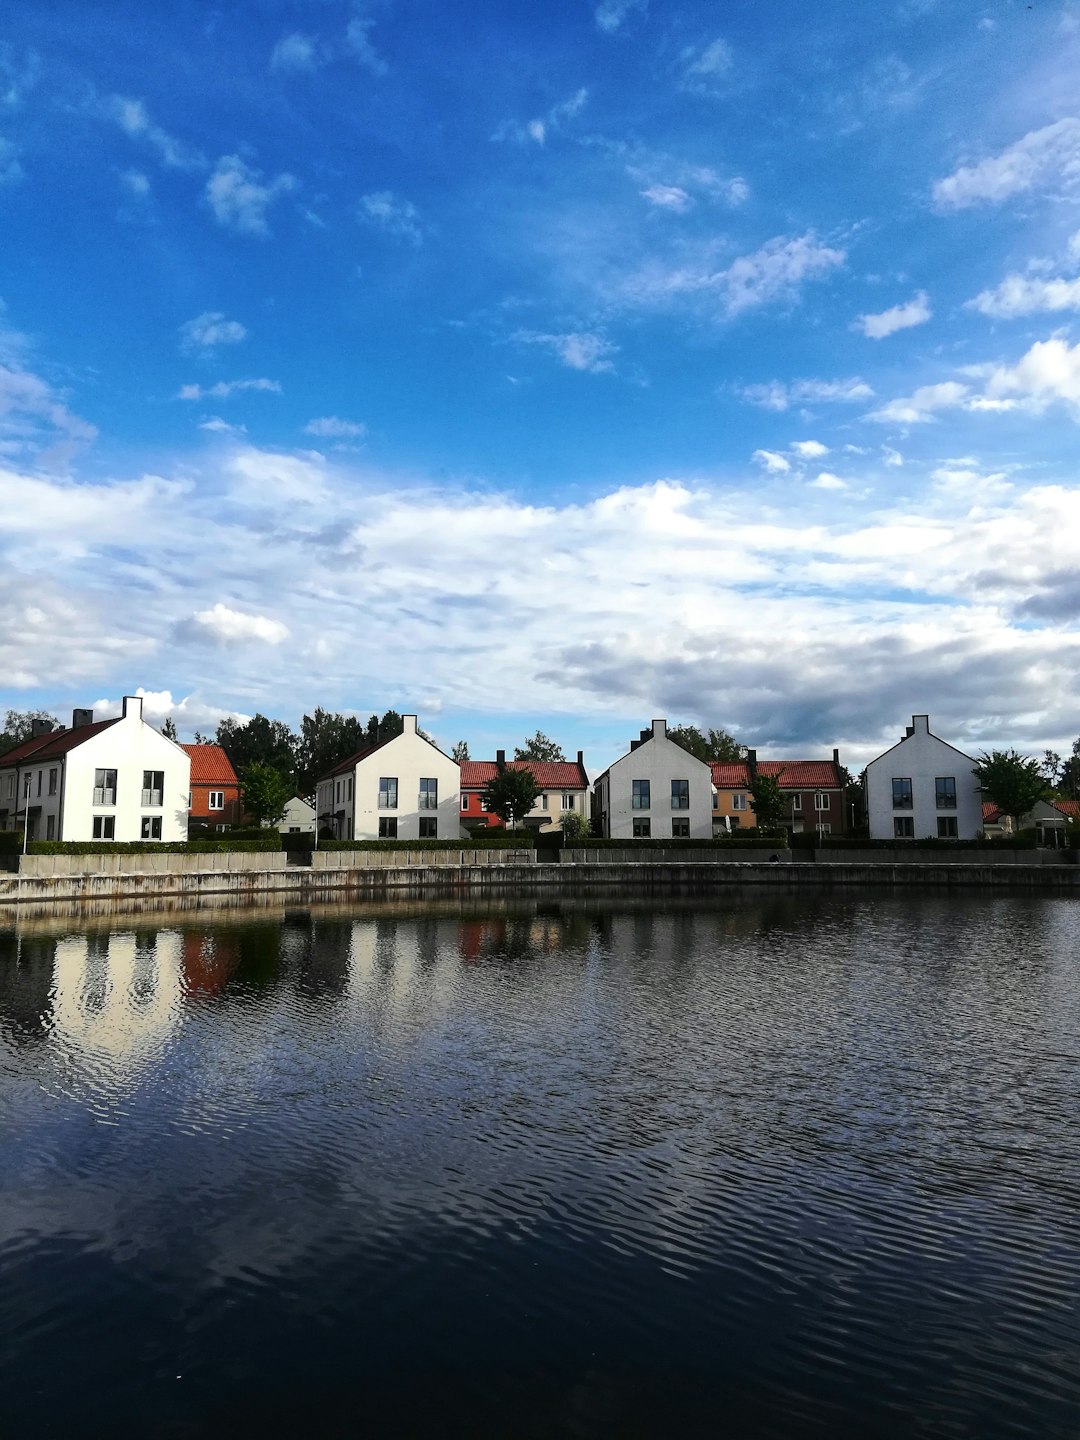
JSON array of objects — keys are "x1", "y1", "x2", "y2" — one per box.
[
  {"x1": 0, "y1": 830, "x2": 20, "y2": 854},
  {"x1": 26, "y1": 836, "x2": 281, "y2": 856},
  {"x1": 312, "y1": 835, "x2": 537, "y2": 852},
  {"x1": 568, "y1": 835, "x2": 789, "y2": 850}
]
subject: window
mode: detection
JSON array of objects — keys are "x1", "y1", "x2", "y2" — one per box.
[
  {"x1": 732, "y1": 793, "x2": 748, "y2": 812},
  {"x1": 48, "y1": 768, "x2": 57, "y2": 796},
  {"x1": 208, "y1": 791, "x2": 224, "y2": 811},
  {"x1": 729, "y1": 816, "x2": 741, "y2": 830},
  {"x1": 481, "y1": 798, "x2": 491, "y2": 812},
  {"x1": 93, "y1": 768, "x2": 117, "y2": 806},
  {"x1": 632, "y1": 817, "x2": 651, "y2": 838},
  {"x1": 935, "y1": 777, "x2": 957, "y2": 809},
  {"x1": 289, "y1": 826, "x2": 300, "y2": 833},
  {"x1": 419, "y1": 777, "x2": 438, "y2": 810},
  {"x1": 632, "y1": 779, "x2": 650, "y2": 810},
  {"x1": 419, "y1": 817, "x2": 437, "y2": 838},
  {"x1": 141, "y1": 816, "x2": 162, "y2": 840},
  {"x1": 892, "y1": 777, "x2": 913, "y2": 809},
  {"x1": 815, "y1": 792, "x2": 830, "y2": 811},
  {"x1": 46, "y1": 815, "x2": 55, "y2": 840},
  {"x1": 562, "y1": 794, "x2": 575, "y2": 810},
  {"x1": 379, "y1": 817, "x2": 398, "y2": 838},
  {"x1": 461, "y1": 795, "x2": 469, "y2": 811},
  {"x1": 672, "y1": 817, "x2": 690, "y2": 837},
  {"x1": 5, "y1": 775, "x2": 13, "y2": 798},
  {"x1": 141, "y1": 770, "x2": 164, "y2": 807},
  {"x1": 335, "y1": 780, "x2": 341, "y2": 804},
  {"x1": 378, "y1": 777, "x2": 398, "y2": 809},
  {"x1": 937, "y1": 817, "x2": 958, "y2": 838},
  {"x1": 790, "y1": 793, "x2": 802, "y2": 812},
  {"x1": 816, "y1": 822, "x2": 832, "y2": 835},
  {"x1": 671, "y1": 779, "x2": 689, "y2": 810},
  {"x1": 537, "y1": 793, "x2": 548, "y2": 810},
  {"x1": 894, "y1": 816, "x2": 915, "y2": 838},
  {"x1": 36, "y1": 770, "x2": 41, "y2": 796},
  {"x1": 347, "y1": 778, "x2": 353, "y2": 802},
  {"x1": 92, "y1": 815, "x2": 115, "y2": 840}
]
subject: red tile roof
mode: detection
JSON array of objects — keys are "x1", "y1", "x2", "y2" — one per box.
[
  {"x1": 181, "y1": 743, "x2": 239, "y2": 786},
  {"x1": 0, "y1": 718, "x2": 120, "y2": 767},
  {"x1": 710, "y1": 762, "x2": 751, "y2": 788},
  {"x1": 461, "y1": 759, "x2": 588, "y2": 790},
  {"x1": 982, "y1": 801, "x2": 1001, "y2": 822},
  {"x1": 1053, "y1": 798, "x2": 1080, "y2": 819},
  {"x1": 710, "y1": 759, "x2": 843, "y2": 789}
]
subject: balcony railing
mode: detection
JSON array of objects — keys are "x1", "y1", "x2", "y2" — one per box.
[
  {"x1": 418, "y1": 794, "x2": 438, "y2": 809},
  {"x1": 93, "y1": 788, "x2": 117, "y2": 806},
  {"x1": 892, "y1": 796, "x2": 913, "y2": 809},
  {"x1": 141, "y1": 789, "x2": 163, "y2": 807}
]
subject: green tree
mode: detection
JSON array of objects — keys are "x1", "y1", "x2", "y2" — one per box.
[
  {"x1": 296, "y1": 708, "x2": 367, "y2": 793},
  {"x1": 451, "y1": 740, "x2": 469, "y2": 763},
  {"x1": 972, "y1": 750, "x2": 1048, "y2": 833},
  {"x1": 669, "y1": 724, "x2": 746, "y2": 763},
  {"x1": 514, "y1": 730, "x2": 565, "y2": 762},
  {"x1": 216, "y1": 714, "x2": 297, "y2": 781},
  {"x1": 483, "y1": 767, "x2": 540, "y2": 828},
  {"x1": 560, "y1": 809, "x2": 590, "y2": 843},
  {"x1": 750, "y1": 769, "x2": 788, "y2": 834},
  {"x1": 365, "y1": 709, "x2": 404, "y2": 747},
  {"x1": 161, "y1": 717, "x2": 178, "y2": 741},
  {"x1": 1042, "y1": 750, "x2": 1063, "y2": 786},
  {"x1": 240, "y1": 762, "x2": 292, "y2": 826},
  {"x1": 1, "y1": 709, "x2": 61, "y2": 755}
]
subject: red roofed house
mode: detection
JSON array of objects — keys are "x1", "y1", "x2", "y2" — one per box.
[
  {"x1": 711, "y1": 748, "x2": 849, "y2": 836},
  {"x1": 0, "y1": 698, "x2": 190, "y2": 843},
  {"x1": 182, "y1": 744, "x2": 242, "y2": 828},
  {"x1": 460, "y1": 750, "x2": 590, "y2": 832}
]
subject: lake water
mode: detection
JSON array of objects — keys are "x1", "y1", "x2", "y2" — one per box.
[{"x1": 2, "y1": 890, "x2": 1080, "y2": 1439}]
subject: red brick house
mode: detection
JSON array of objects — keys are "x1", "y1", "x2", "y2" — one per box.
[
  {"x1": 460, "y1": 751, "x2": 590, "y2": 831},
  {"x1": 711, "y1": 749, "x2": 848, "y2": 835},
  {"x1": 182, "y1": 743, "x2": 241, "y2": 827}
]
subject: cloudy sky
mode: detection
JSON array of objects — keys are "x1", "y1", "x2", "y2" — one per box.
[{"x1": 2, "y1": 0, "x2": 1080, "y2": 770}]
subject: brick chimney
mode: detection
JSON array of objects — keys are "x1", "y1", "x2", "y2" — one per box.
[
  {"x1": 71, "y1": 709, "x2": 93, "y2": 729},
  {"x1": 496, "y1": 749, "x2": 505, "y2": 770}
]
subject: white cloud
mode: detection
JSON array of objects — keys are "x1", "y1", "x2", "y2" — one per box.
[
  {"x1": 967, "y1": 273, "x2": 1080, "y2": 318},
  {"x1": 358, "y1": 190, "x2": 424, "y2": 244},
  {"x1": 752, "y1": 449, "x2": 791, "y2": 473},
  {"x1": 596, "y1": 0, "x2": 646, "y2": 30},
  {"x1": 494, "y1": 88, "x2": 588, "y2": 146},
  {"x1": 0, "y1": 44, "x2": 39, "y2": 108},
  {"x1": 271, "y1": 33, "x2": 321, "y2": 72},
  {"x1": 810, "y1": 472, "x2": 846, "y2": 490},
  {"x1": 514, "y1": 330, "x2": 618, "y2": 373},
  {"x1": 0, "y1": 136, "x2": 22, "y2": 185},
  {"x1": 680, "y1": 37, "x2": 734, "y2": 94},
  {"x1": 120, "y1": 169, "x2": 150, "y2": 197},
  {"x1": 882, "y1": 446, "x2": 904, "y2": 466},
  {"x1": 304, "y1": 416, "x2": 367, "y2": 440},
  {"x1": 198, "y1": 417, "x2": 247, "y2": 435},
  {"x1": 641, "y1": 184, "x2": 692, "y2": 212},
  {"x1": 177, "y1": 378, "x2": 281, "y2": 402},
  {"x1": 982, "y1": 335, "x2": 1080, "y2": 412},
  {"x1": 741, "y1": 376, "x2": 873, "y2": 411},
  {"x1": 180, "y1": 311, "x2": 247, "y2": 352},
  {"x1": 106, "y1": 95, "x2": 204, "y2": 171},
  {"x1": 626, "y1": 232, "x2": 845, "y2": 318},
  {"x1": 791, "y1": 439, "x2": 829, "y2": 458},
  {"x1": 0, "y1": 362, "x2": 97, "y2": 462},
  {"x1": 856, "y1": 290, "x2": 932, "y2": 339},
  {"x1": 206, "y1": 156, "x2": 297, "y2": 237},
  {"x1": 345, "y1": 17, "x2": 388, "y2": 75},
  {"x1": 191, "y1": 604, "x2": 288, "y2": 646},
  {"x1": 868, "y1": 381, "x2": 970, "y2": 424},
  {"x1": 933, "y1": 117, "x2": 1080, "y2": 210}
]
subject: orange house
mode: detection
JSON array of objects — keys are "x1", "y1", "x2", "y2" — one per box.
[{"x1": 182, "y1": 743, "x2": 242, "y2": 827}]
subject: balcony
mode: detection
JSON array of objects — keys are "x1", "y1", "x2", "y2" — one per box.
[{"x1": 418, "y1": 794, "x2": 438, "y2": 810}]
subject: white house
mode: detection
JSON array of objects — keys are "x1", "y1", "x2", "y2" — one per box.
[
  {"x1": 315, "y1": 714, "x2": 461, "y2": 840},
  {"x1": 0, "y1": 696, "x2": 190, "y2": 843},
  {"x1": 591, "y1": 719, "x2": 713, "y2": 840},
  {"x1": 864, "y1": 714, "x2": 983, "y2": 840},
  {"x1": 277, "y1": 795, "x2": 316, "y2": 835}
]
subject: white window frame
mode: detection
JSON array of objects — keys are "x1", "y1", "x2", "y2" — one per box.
[
  {"x1": 92, "y1": 815, "x2": 115, "y2": 840},
  {"x1": 378, "y1": 777, "x2": 398, "y2": 810},
  {"x1": 790, "y1": 793, "x2": 802, "y2": 812},
  {"x1": 208, "y1": 791, "x2": 224, "y2": 811},
  {"x1": 732, "y1": 793, "x2": 748, "y2": 812},
  {"x1": 562, "y1": 794, "x2": 575, "y2": 810},
  {"x1": 141, "y1": 815, "x2": 162, "y2": 840},
  {"x1": 815, "y1": 792, "x2": 829, "y2": 811},
  {"x1": 141, "y1": 770, "x2": 164, "y2": 807}
]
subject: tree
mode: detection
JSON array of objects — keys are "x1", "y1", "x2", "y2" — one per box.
[
  {"x1": 295, "y1": 708, "x2": 367, "y2": 794},
  {"x1": 1042, "y1": 750, "x2": 1063, "y2": 787},
  {"x1": 483, "y1": 767, "x2": 540, "y2": 828},
  {"x1": 750, "y1": 769, "x2": 788, "y2": 834},
  {"x1": 193, "y1": 730, "x2": 208, "y2": 745},
  {"x1": 451, "y1": 740, "x2": 469, "y2": 763},
  {"x1": 560, "y1": 809, "x2": 590, "y2": 843},
  {"x1": 0, "y1": 709, "x2": 61, "y2": 755},
  {"x1": 365, "y1": 709, "x2": 404, "y2": 747},
  {"x1": 972, "y1": 750, "x2": 1048, "y2": 834},
  {"x1": 514, "y1": 730, "x2": 565, "y2": 763},
  {"x1": 669, "y1": 724, "x2": 746, "y2": 763},
  {"x1": 240, "y1": 762, "x2": 292, "y2": 827},
  {"x1": 161, "y1": 717, "x2": 178, "y2": 741},
  {"x1": 216, "y1": 714, "x2": 297, "y2": 782}
]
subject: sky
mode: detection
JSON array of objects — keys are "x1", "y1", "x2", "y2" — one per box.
[{"x1": 2, "y1": 0, "x2": 1080, "y2": 772}]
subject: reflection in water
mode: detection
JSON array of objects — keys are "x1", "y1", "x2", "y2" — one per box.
[{"x1": 1, "y1": 892, "x2": 1080, "y2": 1439}]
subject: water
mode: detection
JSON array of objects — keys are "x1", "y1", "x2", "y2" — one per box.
[{"x1": 2, "y1": 890, "x2": 1079, "y2": 1439}]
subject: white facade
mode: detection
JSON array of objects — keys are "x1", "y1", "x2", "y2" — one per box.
[
  {"x1": 593, "y1": 719, "x2": 713, "y2": 840},
  {"x1": 864, "y1": 714, "x2": 982, "y2": 840},
  {"x1": 277, "y1": 795, "x2": 316, "y2": 834},
  {"x1": 2, "y1": 697, "x2": 190, "y2": 843},
  {"x1": 316, "y1": 715, "x2": 461, "y2": 840}
]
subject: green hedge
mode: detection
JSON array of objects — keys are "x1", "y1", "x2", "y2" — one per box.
[
  {"x1": 571, "y1": 835, "x2": 790, "y2": 850},
  {"x1": 311, "y1": 835, "x2": 538, "y2": 852},
  {"x1": 796, "y1": 833, "x2": 1041, "y2": 851},
  {"x1": 26, "y1": 837, "x2": 282, "y2": 856}
]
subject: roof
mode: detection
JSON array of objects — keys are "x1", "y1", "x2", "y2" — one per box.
[
  {"x1": 710, "y1": 759, "x2": 843, "y2": 789},
  {"x1": 983, "y1": 800, "x2": 1002, "y2": 822},
  {"x1": 1053, "y1": 798, "x2": 1080, "y2": 819},
  {"x1": 319, "y1": 732, "x2": 398, "y2": 781},
  {"x1": 0, "y1": 718, "x2": 120, "y2": 767},
  {"x1": 461, "y1": 759, "x2": 589, "y2": 789},
  {"x1": 181, "y1": 743, "x2": 239, "y2": 786}
]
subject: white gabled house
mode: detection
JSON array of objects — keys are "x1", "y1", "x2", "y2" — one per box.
[
  {"x1": 0, "y1": 696, "x2": 191, "y2": 843},
  {"x1": 591, "y1": 719, "x2": 713, "y2": 840},
  {"x1": 315, "y1": 714, "x2": 461, "y2": 841},
  {"x1": 864, "y1": 714, "x2": 983, "y2": 840}
]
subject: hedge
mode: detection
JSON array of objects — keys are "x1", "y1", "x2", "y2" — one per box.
[
  {"x1": 311, "y1": 835, "x2": 538, "y2": 852},
  {"x1": 569, "y1": 834, "x2": 790, "y2": 850},
  {"x1": 790, "y1": 832, "x2": 1041, "y2": 851},
  {"x1": 26, "y1": 837, "x2": 282, "y2": 856}
]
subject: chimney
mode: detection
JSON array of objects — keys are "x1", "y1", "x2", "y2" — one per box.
[
  {"x1": 122, "y1": 695, "x2": 143, "y2": 721},
  {"x1": 403, "y1": 714, "x2": 417, "y2": 735},
  {"x1": 905, "y1": 725, "x2": 914, "y2": 738},
  {"x1": 833, "y1": 748, "x2": 840, "y2": 767},
  {"x1": 912, "y1": 715, "x2": 930, "y2": 735},
  {"x1": 746, "y1": 747, "x2": 758, "y2": 780},
  {"x1": 577, "y1": 750, "x2": 584, "y2": 770},
  {"x1": 496, "y1": 748, "x2": 505, "y2": 769},
  {"x1": 31, "y1": 718, "x2": 55, "y2": 738},
  {"x1": 71, "y1": 709, "x2": 93, "y2": 730},
  {"x1": 651, "y1": 719, "x2": 667, "y2": 741},
  {"x1": 630, "y1": 739, "x2": 641, "y2": 751}
]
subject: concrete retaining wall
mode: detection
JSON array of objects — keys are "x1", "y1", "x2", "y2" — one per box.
[
  {"x1": 563, "y1": 847, "x2": 790, "y2": 865},
  {"x1": 804, "y1": 846, "x2": 1074, "y2": 867},
  {"x1": 310, "y1": 847, "x2": 533, "y2": 869}
]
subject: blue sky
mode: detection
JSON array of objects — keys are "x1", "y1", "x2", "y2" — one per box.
[{"x1": 3, "y1": 0, "x2": 1080, "y2": 770}]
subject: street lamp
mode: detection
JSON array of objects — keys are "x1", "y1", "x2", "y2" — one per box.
[{"x1": 22, "y1": 772, "x2": 31, "y2": 856}]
